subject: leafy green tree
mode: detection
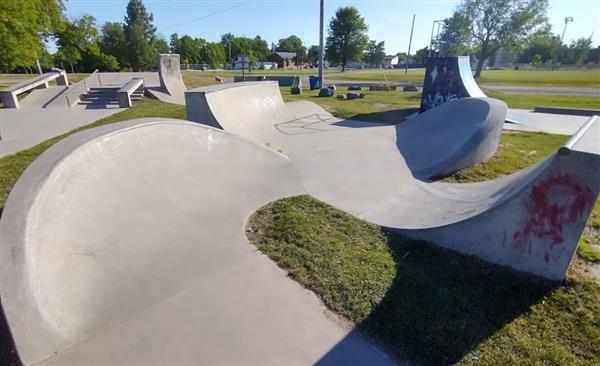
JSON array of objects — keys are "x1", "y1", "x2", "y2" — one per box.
[
  {"x1": 325, "y1": 6, "x2": 369, "y2": 71},
  {"x1": 307, "y1": 45, "x2": 320, "y2": 65},
  {"x1": 170, "y1": 34, "x2": 204, "y2": 64},
  {"x1": 517, "y1": 27, "x2": 561, "y2": 64},
  {"x1": 412, "y1": 47, "x2": 430, "y2": 65},
  {"x1": 152, "y1": 37, "x2": 170, "y2": 55},
  {"x1": 251, "y1": 36, "x2": 271, "y2": 59},
  {"x1": 0, "y1": 0, "x2": 64, "y2": 71},
  {"x1": 100, "y1": 22, "x2": 127, "y2": 68},
  {"x1": 450, "y1": 0, "x2": 549, "y2": 77},
  {"x1": 564, "y1": 36, "x2": 593, "y2": 65},
  {"x1": 200, "y1": 43, "x2": 227, "y2": 68},
  {"x1": 364, "y1": 40, "x2": 385, "y2": 67},
  {"x1": 220, "y1": 33, "x2": 235, "y2": 63},
  {"x1": 55, "y1": 15, "x2": 119, "y2": 72},
  {"x1": 435, "y1": 12, "x2": 471, "y2": 56},
  {"x1": 277, "y1": 35, "x2": 308, "y2": 64},
  {"x1": 123, "y1": 0, "x2": 156, "y2": 70}
]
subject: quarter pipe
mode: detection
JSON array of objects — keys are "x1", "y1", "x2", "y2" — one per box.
[{"x1": 420, "y1": 56, "x2": 526, "y2": 124}]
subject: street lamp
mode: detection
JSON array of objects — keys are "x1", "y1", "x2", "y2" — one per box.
[{"x1": 561, "y1": 16, "x2": 574, "y2": 43}]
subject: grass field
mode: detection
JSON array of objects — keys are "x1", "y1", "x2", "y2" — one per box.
[
  {"x1": 328, "y1": 68, "x2": 600, "y2": 88},
  {"x1": 278, "y1": 86, "x2": 598, "y2": 118}
]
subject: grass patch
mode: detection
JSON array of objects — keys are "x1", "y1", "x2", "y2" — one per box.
[
  {"x1": 0, "y1": 98, "x2": 185, "y2": 209},
  {"x1": 328, "y1": 69, "x2": 600, "y2": 88},
  {"x1": 247, "y1": 195, "x2": 600, "y2": 365},
  {"x1": 280, "y1": 87, "x2": 420, "y2": 123},
  {"x1": 484, "y1": 89, "x2": 600, "y2": 110}
]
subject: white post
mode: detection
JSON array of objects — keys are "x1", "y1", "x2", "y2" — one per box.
[{"x1": 406, "y1": 14, "x2": 415, "y2": 74}]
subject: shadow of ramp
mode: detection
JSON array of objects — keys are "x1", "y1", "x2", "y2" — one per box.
[
  {"x1": 348, "y1": 108, "x2": 419, "y2": 125},
  {"x1": 315, "y1": 233, "x2": 555, "y2": 365},
  {"x1": 0, "y1": 300, "x2": 20, "y2": 366}
]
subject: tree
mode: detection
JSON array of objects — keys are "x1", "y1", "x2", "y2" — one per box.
[
  {"x1": 55, "y1": 15, "x2": 119, "y2": 72},
  {"x1": 200, "y1": 43, "x2": 226, "y2": 68},
  {"x1": 100, "y1": 22, "x2": 127, "y2": 68},
  {"x1": 276, "y1": 35, "x2": 307, "y2": 63},
  {"x1": 517, "y1": 27, "x2": 561, "y2": 64},
  {"x1": 123, "y1": 0, "x2": 156, "y2": 71},
  {"x1": 307, "y1": 45, "x2": 320, "y2": 65},
  {"x1": 325, "y1": 6, "x2": 369, "y2": 71},
  {"x1": 220, "y1": 33, "x2": 235, "y2": 63},
  {"x1": 564, "y1": 36, "x2": 593, "y2": 65},
  {"x1": 412, "y1": 47, "x2": 430, "y2": 65},
  {"x1": 435, "y1": 12, "x2": 471, "y2": 56},
  {"x1": 0, "y1": 0, "x2": 64, "y2": 71},
  {"x1": 449, "y1": 0, "x2": 549, "y2": 77},
  {"x1": 251, "y1": 36, "x2": 271, "y2": 59},
  {"x1": 152, "y1": 37, "x2": 170, "y2": 55},
  {"x1": 364, "y1": 40, "x2": 385, "y2": 67},
  {"x1": 170, "y1": 34, "x2": 204, "y2": 64}
]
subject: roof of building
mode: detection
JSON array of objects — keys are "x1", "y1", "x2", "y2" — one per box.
[
  {"x1": 273, "y1": 52, "x2": 296, "y2": 59},
  {"x1": 384, "y1": 55, "x2": 398, "y2": 60}
]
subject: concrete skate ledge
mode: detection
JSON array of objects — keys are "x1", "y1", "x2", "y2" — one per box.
[
  {"x1": 0, "y1": 70, "x2": 69, "y2": 108},
  {"x1": 117, "y1": 78, "x2": 144, "y2": 108}
]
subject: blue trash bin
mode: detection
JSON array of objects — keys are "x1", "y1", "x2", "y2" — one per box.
[{"x1": 309, "y1": 76, "x2": 320, "y2": 90}]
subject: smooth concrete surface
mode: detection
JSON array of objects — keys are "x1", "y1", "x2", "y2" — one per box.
[
  {"x1": 0, "y1": 119, "x2": 395, "y2": 365},
  {"x1": 0, "y1": 105, "x2": 122, "y2": 157},
  {"x1": 151, "y1": 54, "x2": 187, "y2": 104},
  {"x1": 185, "y1": 81, "x2": 599, "y2": 279},
  {"x1": 503, "y1": 109, "x2": 591, "y2": 135}
]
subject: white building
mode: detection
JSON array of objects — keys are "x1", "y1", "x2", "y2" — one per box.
[{"x1": 383, "y1": 55, "x2": 399, "y2": 69}]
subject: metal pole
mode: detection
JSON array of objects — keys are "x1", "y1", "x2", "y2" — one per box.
[
  {"x1": 428, "y1": 20, "x2": 436, "y2": 57},
  {"x1": 242, "y1": 55, "x2": 246, "y2": 81},
  {"x1": 318, "y1": 0, "x2": 324, "y2": 89},
  {"x1": 406, "y1": 14, "x2": 415, "y2": 75},
  {"x1": 561, "y1": 17, "x2": 574, "y2": 43}
]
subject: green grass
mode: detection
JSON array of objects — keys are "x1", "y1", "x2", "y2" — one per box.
[
  {"x1": 484, "y1": 89, "x2": 600, "y2": 110},
  {"x1": 281, "y1": 87, "x2": 421, "y2": 123},
  {"x1": 247, "y1": 196, "x2": 600, "y2": 365},
  {"x1": 328, "y1": 68, "x2": 600, "y2": 88},
  {"x1": 0, "y1": 98, "x2": 185, "y2": 209}
]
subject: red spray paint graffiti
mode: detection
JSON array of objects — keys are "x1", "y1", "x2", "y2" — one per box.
[{"x1": 512, "y1": 174, "x2": 593, "y2": 262}]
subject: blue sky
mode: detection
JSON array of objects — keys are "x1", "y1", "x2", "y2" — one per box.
[{"x1": 64, "y1": 0, "x2": 599, "y2": 55}]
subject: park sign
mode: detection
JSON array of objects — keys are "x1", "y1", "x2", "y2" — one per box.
[{"x1": 419, "y1": 56, "x2": 486, "y2": 113}]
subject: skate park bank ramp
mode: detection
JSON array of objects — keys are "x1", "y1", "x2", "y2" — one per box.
[
  {"x1": 146, "y1": 54, "x2": 187, "y2": 105},
  {"x1": 420, "y1": 56, "x2": 525, "y2": 124},
  {"x1": 185, "y1": 81, "x2": 599, "y2": 279},
  {"x1": 186, "y1": 81, "x2": 506, "y2": 181},
  {"x1": 0, "y1": 119, "x2": 394, "y2": 365},
  {"x1": 1, "y1": 117, "x2": 598, "y2": 364}
]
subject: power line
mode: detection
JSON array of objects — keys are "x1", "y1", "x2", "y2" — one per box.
[{"x1": 162, "y1": 0, "x2": 255, "y2": 30}]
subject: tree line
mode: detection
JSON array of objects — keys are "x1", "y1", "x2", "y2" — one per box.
[{"x1": 1, "y1": 0, "x2": 596, "y2": 74}]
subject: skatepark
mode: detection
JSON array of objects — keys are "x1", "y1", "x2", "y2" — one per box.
[{"x1": 1, "y1": 49, "x2": 599, "y2": 364}]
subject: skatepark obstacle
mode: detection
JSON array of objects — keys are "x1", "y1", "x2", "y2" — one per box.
[
  {"x1": 0, "y1": 70, "x2": 69, "y2": 108},
  {"x1": 420, "y1": 56, "x2": 525, "y2": 123},
  {"x1": 145, "y1": 54, "x2": 187, "y2": 104},
  {"x1": 0, "y1": 114, "x2": 597, "y2": 364}
]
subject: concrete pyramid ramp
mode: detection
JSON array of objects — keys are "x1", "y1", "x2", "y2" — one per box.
[{"x1": 0, "y1": 119, "x2": 393, "y2": 365}]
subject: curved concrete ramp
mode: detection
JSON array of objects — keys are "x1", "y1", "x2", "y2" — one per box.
[
  {"x1": 147, "y1": 54, "x2": 187, "y2": 104},
  {"x1": 420, "y1": 56, "x2": 525, "y2": 124},
  {"x1": 0, "y1": 119, "x2": 393, "y2": 365},
  {"x1": 185, "y1": 81, "x2": 506, "y2": 180},
  {"x1": 363, "y1": 117, "x2": 600, "y2": 280}
]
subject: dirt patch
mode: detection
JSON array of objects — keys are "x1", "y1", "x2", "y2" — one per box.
[{"x1": 373, "y1": 103, "x2": 392, "y2": 110}]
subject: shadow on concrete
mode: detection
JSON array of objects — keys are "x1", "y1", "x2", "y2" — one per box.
[
  {"x1": 0, "y1": 300, "x2": 20, "y2": 366},
  {"x1": 315, "y1": 232, "x2": 555, "y2": 365}
]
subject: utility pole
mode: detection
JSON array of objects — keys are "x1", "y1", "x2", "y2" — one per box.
[
  {"x1": 228, "y1": 40, "x2": 232, "y2": 68},
  {"x1": 242, "y1": 55, "x2": 246, "y2": 81},
  {"x1": 406, "y1": 14, "x2": 415, "y2": 74},
  {"x1": 318, "y1": 0, "x2": 324, "y2": 89},
  {"x1": 561, "y1": 16, "x2": 574, "y2": 43}
]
